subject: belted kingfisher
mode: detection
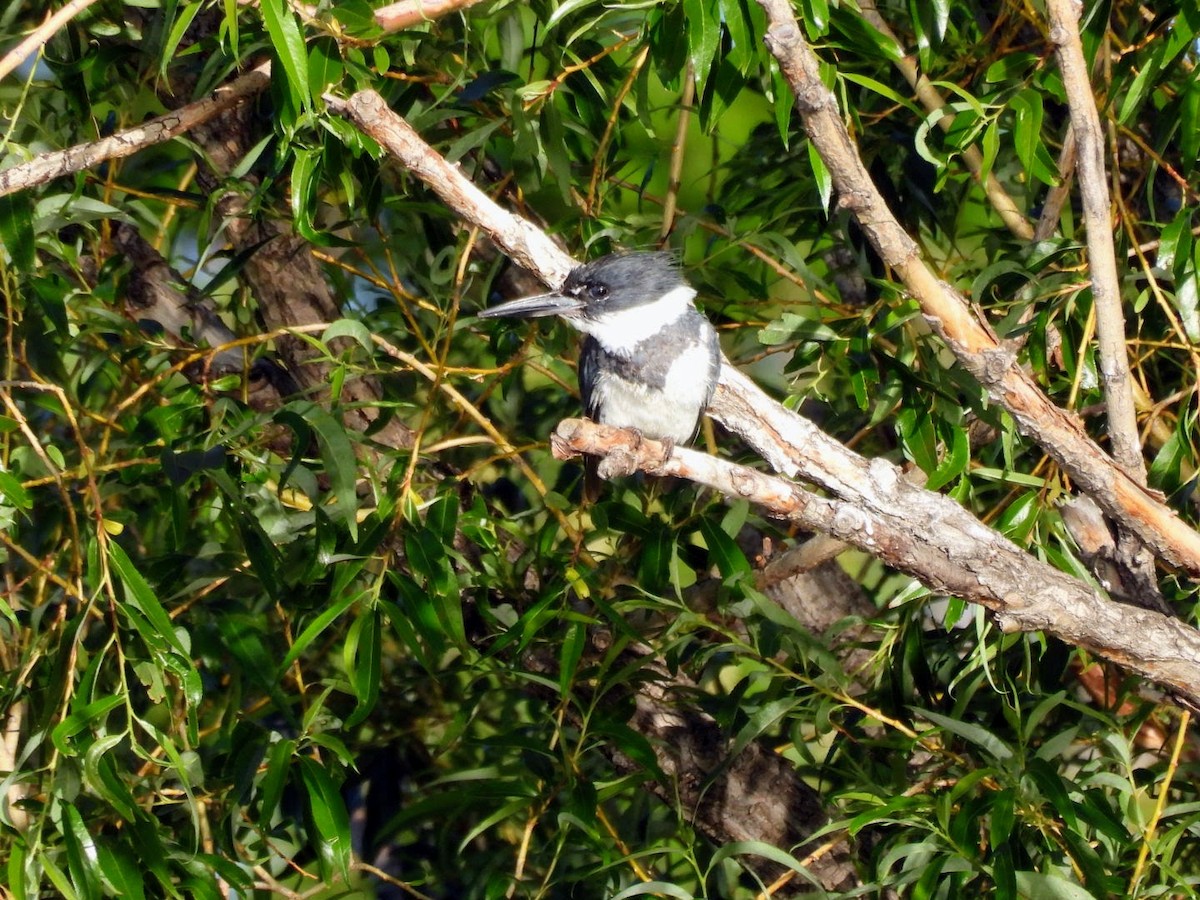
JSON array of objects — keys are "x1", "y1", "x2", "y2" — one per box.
[{"x1": 479, "y1": 252, "x2": 721, "y2": 495}]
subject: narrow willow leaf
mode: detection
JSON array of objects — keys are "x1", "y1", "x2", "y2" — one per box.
[
  {"x1": 298, "y1": 757, "x2": 352, "y2": 881},
  {"x1": 259, "y1": 0, "x2": 310, "y2": 115}
]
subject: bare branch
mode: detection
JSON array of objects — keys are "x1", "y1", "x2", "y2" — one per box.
[
  {"x1": 1045, "y1": 0, "x2": 1142, "y2": 479},
  {"x1": 374, "y1": 0, "x2": 490, "y2": 31},
  {"x1": 756, "y1": 0, "x2": 1200, "y2": 574},
  {"x1": 1035, "y1": 125, "x2": 1078, "y2": 241},
  {"x1": 1045, "y1": 0, "x2": 1162, "y2": 609},
  {"x1": 325, "y1": 91, "x2": 576, "y2": 287},
  {"x1": 553, "y1": 417, "x2": 1200, "y2": 706},
  {"x1": 0, "y1": 60, "x2": 271, "y2": 199}
]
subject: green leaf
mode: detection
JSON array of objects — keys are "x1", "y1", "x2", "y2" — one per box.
[
  {"x1": 322, "y1": 318, "x2": 375, "y2": 354},
  {"x1": 559, "y1": 621, "x2": 586, "y2": 696},
  {"x1": 62, "y1": 803, "x2": 102, "y2": 900},
  {"x1": 0, "y1": 468, "x2": 31, "y2": 510},
  {"x1": 290, "y1": 146, "x2": 322, "y2": 242},
  {"x1": 220, "y1": 0, "x2": 239, "y2": 55},
  {"x1": 698, "y1": 518, "x2": 751, "y2": 579},
  {"x1": 288, "y1": 401, "x2": 359, "y2": 541},
  {"x1": 260, "y1": 0, "x2": 311, "y2": 115},
  {"x1": 918, "y1": 708, "x2": 1014, "y2": 762},
  {"x1": 0, "y1": 194, "x2": 34, "y2": 273},
  {"x1": 52, "y1": 696, "x2": 123, "y2": 756},
  {"x1": 926, "y1": 423, "x2": 969, "y2": 492},
  {"x1": 425, "y1": 493, "x2": 459, "y2": 547},
  {"x1": 298, "y1": 756, "x2": 352, "y2": 882},
  {"x1": 1026, "y1": 757, "x2": 1077, "y2": 830},
  {"x1": 611, "y1": 883, "x2": 695, "y2": 900},
  {"x1": 1013, "y1": 871, "x2": 1096, "y2": 900},
  {"x1": 685, "y1": 0, "x2": 720, "y2": 92},
  {"x1": 94, "y1": 837, "x2": 146, "y2": 900},
  {"x1": 405, "y1": 527, "x2": 464, "y2": 644},
  {"x1": 726, "y1": 697, "x2": 797, "y2": 762},
  {"x1": 344, "y1": 608, "x2": 382, "y2": 727},
  {"x1": 84, "y1": 735, "x2": 139, "y2": 821},
  {"x1": 1010, "y1": 89, "x2": 1059, "y2": 187},
  {"x1": 309, "y1": 37, "x2": 343, "y2": 94},
  {"x1": 160, "y1": 2, "x2": 202, "y2": 81},
  {"x1": 995, "y1": 491, "x2": 1040, "y2": 542},
  {"x1": 108, "y1": 540, "x2": 188, "y2": 656},
  {"x1": 258, "y1": 738, "x2": 296, "y2": 826},
  {"x1": 281, "y1": 586, "x2": 363, "y2": 670}
]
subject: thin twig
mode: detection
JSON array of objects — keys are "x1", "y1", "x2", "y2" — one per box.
[
  {"x1": 1035, "y1": 124, "x2": 1078, "y2": 240},
  {"x1": 659, "y1": 61, "x2": 695, "y2": 242},
  {"x1": 856, "y1": 0, "x2": 1034, "y2": 241},
  {"x1": 1128, "y1": 710, "x2": 1192, "y2": 895},
  {"x1": 0, "y1": 0, "x2": 106, "y2": 83}
]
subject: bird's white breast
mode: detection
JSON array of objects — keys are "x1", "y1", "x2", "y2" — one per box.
[{"x1": 590, "y1": 339, "x2": 714, "y2": 443}]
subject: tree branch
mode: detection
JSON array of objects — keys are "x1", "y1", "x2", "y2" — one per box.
[
  {"x1": 0, "y1": 60, "x2": 271, "y2": 199},
  {"x1": 0, "y1": 0, "x2": 106, "y2": 83},
  {"x1": 324, "y1": 91, "x2": 576, "y2": 288},
  {"x1": 1046, "y1": 0, "x2": 1143, "y2": 480},
  {"x1": 755, "y1": 0, "x2": 1200, "y2": 574}
]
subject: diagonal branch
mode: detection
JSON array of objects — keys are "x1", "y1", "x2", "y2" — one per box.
[
  {"x1": 0, "y1": 0, "x2": 106, "y2": 83},
  {"x1": 755, "y1": 0, "x2": 1200, "y2": 574}
]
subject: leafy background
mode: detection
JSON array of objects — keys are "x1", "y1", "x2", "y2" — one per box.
[{"x1": 1, "y1": 0, "x2": 1199, "y2": 896}]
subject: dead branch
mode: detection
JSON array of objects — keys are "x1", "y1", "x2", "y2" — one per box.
[
  {"x1": 1045, "y1": 0, "x2": 1141, "y2": 477},
  {"x1": 374, "y1": 0, "x2": 490, "y2": 31},
  {"x1": 553, "y1": 418, "x2": 1200, "y2": 706},
  {"x1": 1045, "y1": 0, "x2": 1162, "y2": 608},
  {"x1": 324, "y1": 91, "x2": 575, "y2": 287},
  {"x1": 0, "y1": 0, "x2": 105, "y2": 83}
]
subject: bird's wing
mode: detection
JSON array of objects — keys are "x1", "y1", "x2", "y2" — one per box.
[
  {"x1": 578, "y1": 336, "x2": 603, "y2": 420},
  {"x1": 703, "y1": 322, "x2": 721, "y2": 409}
]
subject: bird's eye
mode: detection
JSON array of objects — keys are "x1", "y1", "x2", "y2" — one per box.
[{"x1": 589, "y1": 282, "x2": 609, "y2": 300}]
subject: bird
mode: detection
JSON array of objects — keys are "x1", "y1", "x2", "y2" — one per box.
[{"x1": 478, "y1": 252, "x2": 721, "y2": 498}]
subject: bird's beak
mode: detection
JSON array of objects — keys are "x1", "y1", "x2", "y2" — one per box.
[{"x1": 477, "y1": 291, "x2": 584, "y2": 319}]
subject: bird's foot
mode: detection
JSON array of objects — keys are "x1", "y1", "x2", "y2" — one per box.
[
  {"x1": 596, "y1": 429, "x2": 675, "y2": 480},
  {"x1": 597, "y1": 427, "x2": 643, "y2": 480}
]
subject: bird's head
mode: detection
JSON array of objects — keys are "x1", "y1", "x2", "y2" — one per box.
[{"x1": 478, "y1": 252, "x2": 694, "y2": 333}]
